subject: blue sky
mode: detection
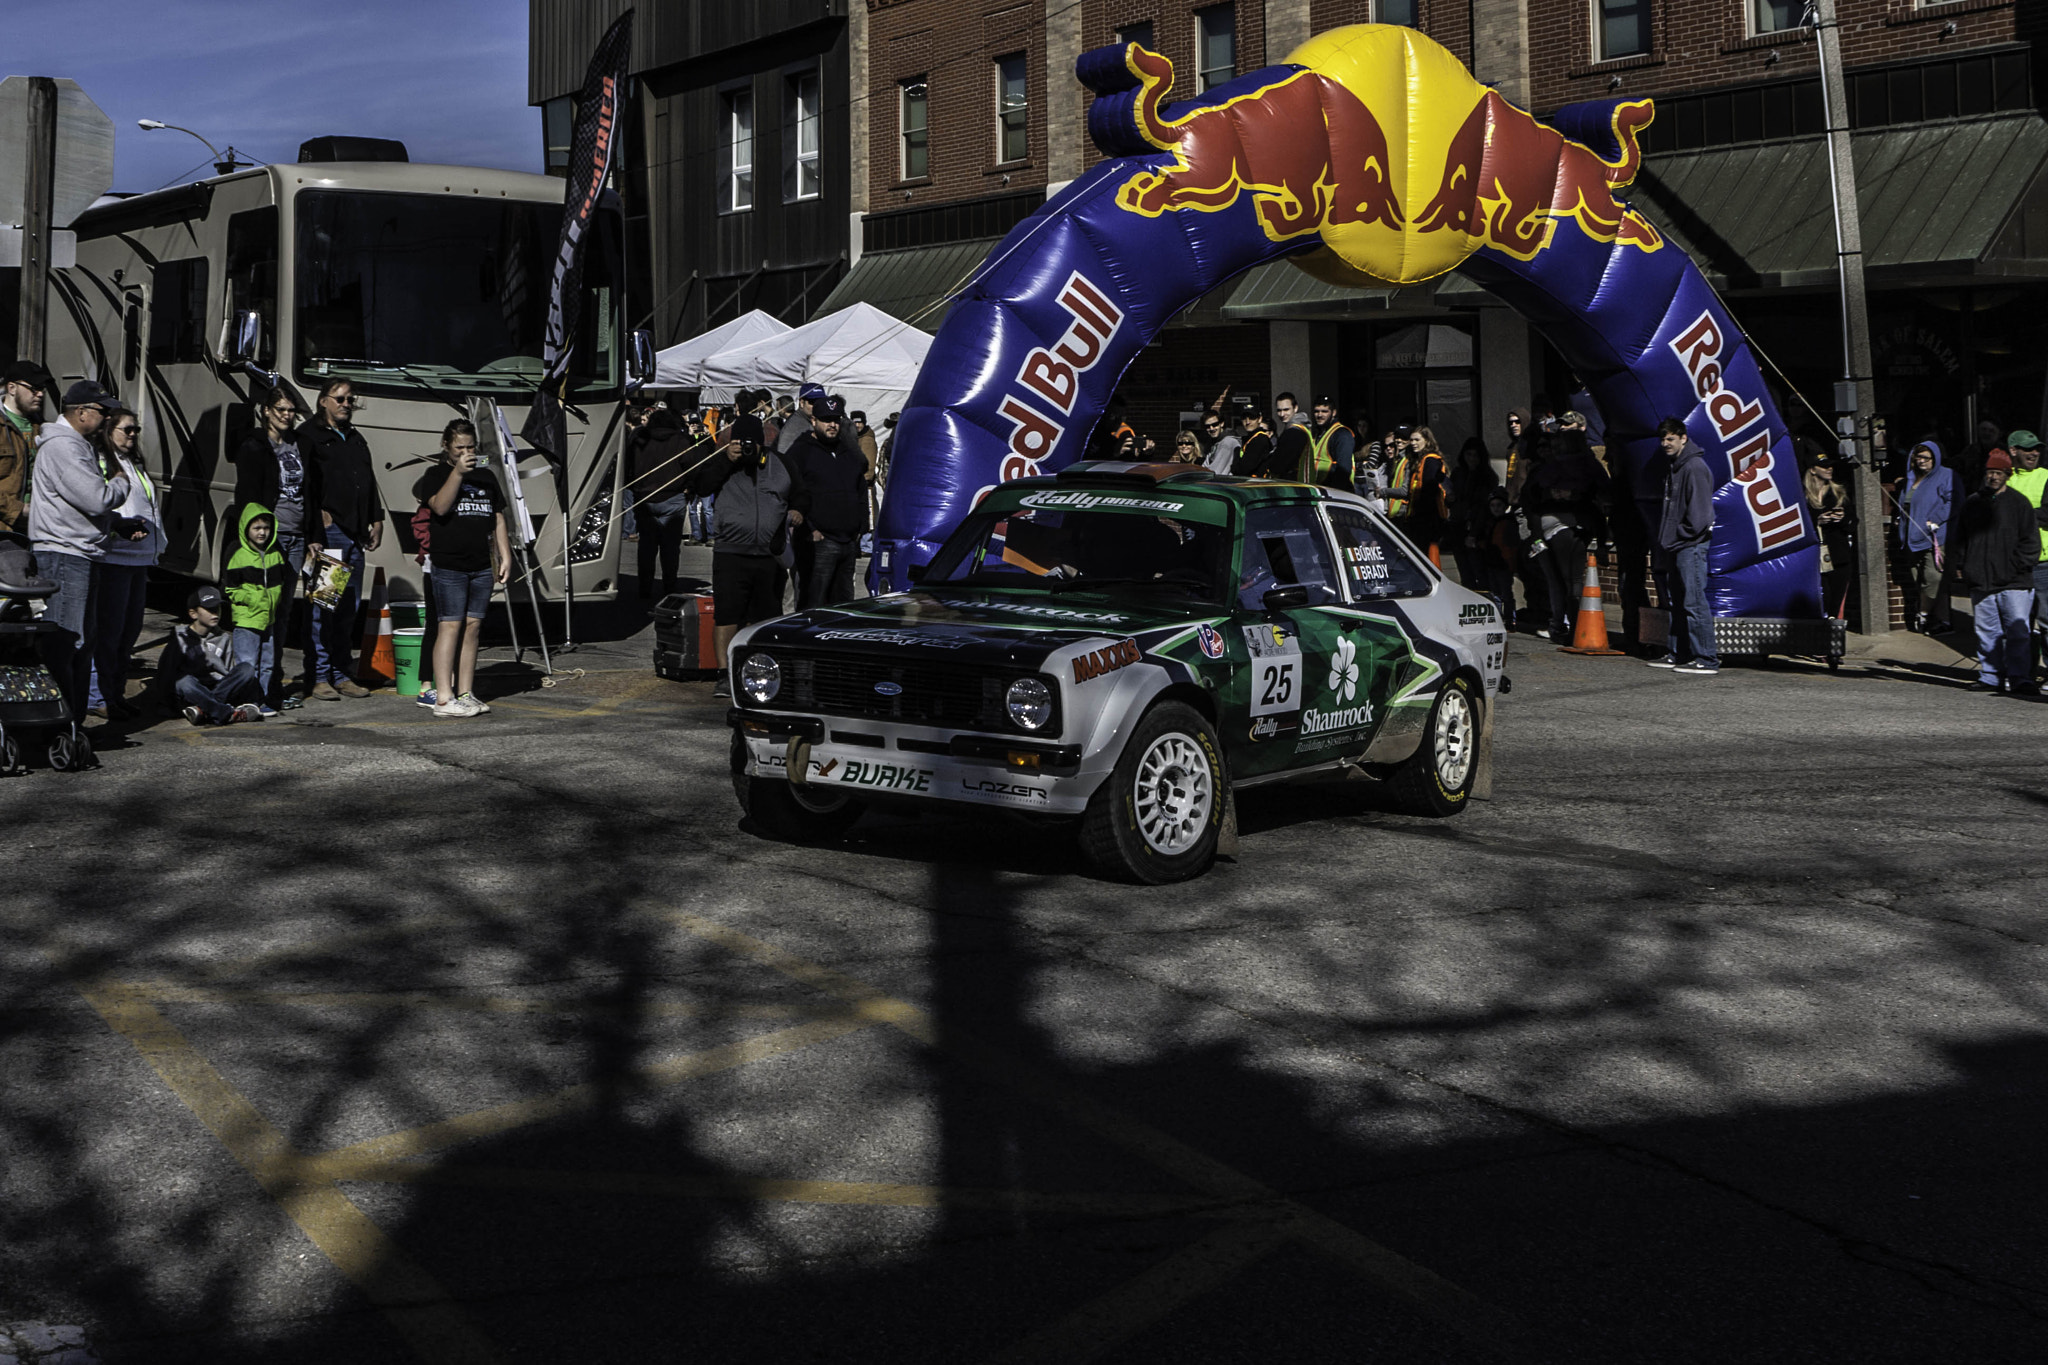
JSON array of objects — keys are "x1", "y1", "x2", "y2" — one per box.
[{"x1": 12, "y1": 0, "x2": 539, "y2": 196}]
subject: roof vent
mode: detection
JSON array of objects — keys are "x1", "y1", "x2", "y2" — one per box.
[{"x1": 297, "y1": 136, "x2": 409, "y2": 164}]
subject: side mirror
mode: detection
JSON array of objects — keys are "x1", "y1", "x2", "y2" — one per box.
[
  {"x1": 1262, "y1": 584, "x2": 1309, "y2": 612},
  {"x1": 626, "y1": 328, "x2": 655, "y2": 392},
  {"x1": 228, "y1": 310, "x2": 262, "y2": 365}
]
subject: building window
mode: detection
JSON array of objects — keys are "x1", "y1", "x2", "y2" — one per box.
[
  {"x1": 899, "y1": 79, "x2": 929, "y2": 181},
  {"x1": 784, "y1": 68, "x2": 821, "y2": 202},
  {"x1": 1375, "y1": 0, "x2": 1418, "y2": 27},
  {"x1": 1596, "y1": 0, "x2": 1651, "y2": 60},
  {"x1": 1752, "y1": 0, "x2": 1802, "y2": 34},
  {"x1": 996, "y1": 53, "x2": 1028, "y2": 163},
  {"x1": 719, "y1": 89, "x2": 753, "y2": 214},
  {"x1": 542, "y1": 96, "x2": 574, "y2": 177},
  {"x1": 1116, "y1": 20, "x2": 1154, "y2": 51},
  {"x1": 1197, "y1": 7, "x2": 1236, "y2": 91}
]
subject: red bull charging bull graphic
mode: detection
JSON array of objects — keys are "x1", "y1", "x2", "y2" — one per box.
[{"x1": 873, "y1": 24, "x2": 1820, "y2": 620}]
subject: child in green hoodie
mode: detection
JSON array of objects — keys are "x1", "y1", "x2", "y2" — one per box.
[{"x1": 222, "y1": 503, "x2": 292, "y2": 715}]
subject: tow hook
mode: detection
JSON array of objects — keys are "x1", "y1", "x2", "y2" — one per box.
[
  {"x1": 787, "y1": 735, "x2": 812, "y2": 784},
  {"x1": 1498, "y1": 674, "x2": 1513, "y2": 695}
]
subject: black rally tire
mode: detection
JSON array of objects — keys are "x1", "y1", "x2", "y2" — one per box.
[
  {"x1": 729, "y1": 730, "x2": 864, "y2": 843},
  {"x1": 1388, "y1": 674, "x2": 1479, "y2": 817},
  {"x1": 1079, "y1": 700, "x2": 1227, "y2": 884}
]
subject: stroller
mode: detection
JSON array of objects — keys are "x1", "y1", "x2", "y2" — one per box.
[{"x1": 0, "y1": 533, "x2": 94, "y2": 773}]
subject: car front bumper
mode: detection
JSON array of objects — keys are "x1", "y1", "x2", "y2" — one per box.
[{"x1": 730, "y1": 710, "x2": 1098, "y2": 815}]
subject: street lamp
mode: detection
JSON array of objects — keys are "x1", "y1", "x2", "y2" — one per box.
[{"x1": 136, "y1": 118, "x2": 249, "y2": 176}]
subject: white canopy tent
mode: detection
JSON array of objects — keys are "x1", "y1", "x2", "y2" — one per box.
[
  {"x1": 695, "y1": 302, "x2": 932, "y2": 423},
  {"x1": 652, "y1": 309, "x2": 790, "y2": 389}
]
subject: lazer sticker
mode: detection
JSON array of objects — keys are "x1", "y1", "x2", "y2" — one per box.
[{"x1": 960, "y1": 778, "x2": 1050, "y2": 805}]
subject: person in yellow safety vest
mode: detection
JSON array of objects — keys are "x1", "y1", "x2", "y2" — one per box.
[
  {"x1": 1388, "y1": 426, "x2": 1450, "y2": 561},
  {"x1": 1298, "y1": 396, "x2": 1354, "y2": 491}
]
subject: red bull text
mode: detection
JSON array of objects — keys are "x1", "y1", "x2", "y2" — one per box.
[
  {"x1": 1669, "y1": 310, "x2": 1805, "y2": 554},
  {"x1": 1000, "y1": 271, "x2": 1125, "y2": 482}
]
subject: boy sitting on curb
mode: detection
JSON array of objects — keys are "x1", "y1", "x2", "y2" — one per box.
[
  {"x1": 157, "y1": 586, "x2": 262, "y2": 725},
  {"x1": 222, "y1": 503, "x2": 291, "y2": 716}
]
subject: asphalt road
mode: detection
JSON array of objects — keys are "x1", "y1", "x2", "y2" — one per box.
[{"x1": 2, "y1": 593, "x2": 2044, "y2": 1364}]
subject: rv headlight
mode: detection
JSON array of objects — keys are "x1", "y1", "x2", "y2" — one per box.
[
  {"x1": 739, "y1": 653, "x2": 781, "y2": 704},
  {"x1": 1005, "y1": 677, "x2": 1053, "y2": 731}
]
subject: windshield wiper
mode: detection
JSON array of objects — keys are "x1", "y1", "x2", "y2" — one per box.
[{"x1": 309, "y1": 357, "x2": 466, "y2": 415}]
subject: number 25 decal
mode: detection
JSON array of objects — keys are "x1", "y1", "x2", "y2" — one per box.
[{"x1": 1249, "y1": 657, "x2": 1301, "y2": 717}]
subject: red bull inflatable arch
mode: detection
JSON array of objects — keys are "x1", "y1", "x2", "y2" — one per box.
[{"x1": 872, "y1": 25, "x2": 1821, "y2": 620}]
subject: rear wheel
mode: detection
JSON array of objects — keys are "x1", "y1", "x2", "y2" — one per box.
[
  {"x1": 1080, "y1": 701, "x2": 1226, "y2": 884},
  {"x1": 0, "y1": 731, "x2": 23, "y2": 776},
  {"x1": 49, "y1": 728, "x2": 94, "y2": 773},
  {"x1": 1388, "y1": 675, "x2": 1478, "y2": 817},
  {"x1": 730, "y1": 731, "x2": 865, "y2": 843}
]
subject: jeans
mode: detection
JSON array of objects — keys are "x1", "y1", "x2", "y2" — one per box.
[
  {"x1": 231, "y1": 627, "x2": 275, "y2": 703},
  {"x1": 1534, "y1": 518, "x2": 1585, "y2": 639},
  {"x1": 429, "y1": 566, "x2": 493, "y2": 620},
  {"x1": 274, "y1": 529, "x2": 305, "y2": 697},
  {"x1": 310, "y1": 523, "x2": 362, "y2": 683},
  {"x1": 688, "y1": 495, "x2": 714, "y2": 543},
  {"x1": 89, "y1": 561, "x2": 150, "y2": 709},
  {"x1": 1654, "y1": 541, "x2": 1717, "y2": 667},
  {"x1": 636, "y1": 493, "x2": 690, "y2": 597},
  {"x1": 805, "y1": 534, "x2": 859, "y2": 608},
  {"x1": 2034, "y1": 563, "x2": 2048, "y2": 633},
  {"x1": 175, "y1": 660, "x2": 259, "y2": 723},
  {"x1": 621, "y1": 486, "x2": 638, "y2": 538},
  {"x1": 36, "y1": 551, "x2": 96, "y2": 719},
  {"x1": 1972, "y1": 589, "x2": 2034, "y2": 686}
]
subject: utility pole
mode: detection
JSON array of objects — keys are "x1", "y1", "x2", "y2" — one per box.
[
  {"x1": 1810, "y1": 0, "x2": 1886, "y2": 635},
  {"x1": 15, "y1": 76, "x2": 57, "y2": 363}
]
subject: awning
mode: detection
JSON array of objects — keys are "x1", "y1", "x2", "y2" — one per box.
[
  {"x1": 1629, "y1": 111, "x2": 2048, "y2": 289},
  {"x1": 1218, "y1": 258, "x2": 1494, "y2": 320},
  {"x1": 816, "y1": 238, "x2": 1003, "y2": 328}
]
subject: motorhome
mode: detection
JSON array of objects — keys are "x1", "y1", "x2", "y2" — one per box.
[{"x1": 42, "y1": 146, "x2": 641, "y2": 601}]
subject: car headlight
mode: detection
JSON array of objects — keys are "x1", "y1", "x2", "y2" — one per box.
[
  {"x1": 1005, "y1": 676, "x2": 1053, "y2": 731},
  {"x1": 739, "y1": 653, "x2": 781, "y2": 704}
]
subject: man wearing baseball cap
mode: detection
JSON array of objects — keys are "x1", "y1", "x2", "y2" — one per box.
[
  {"x1": 2003, "y1": 430, "x2": 2048, "y2": 671},
  {"x1": 29, "y1": 380, "x2": 132, "y2": 719},
  {"x1": 0, "y1": 359, "x2": 51, "y2": 534},
  {"x1": 157, "y1": 585, "x2": 262, "y2": 725},
  {"x1": 1955, "y1": 449, "x2": 2041, "y2": 694}
]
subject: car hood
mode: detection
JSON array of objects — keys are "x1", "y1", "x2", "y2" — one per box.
[{"x1": 741, "y1": 588, "x2": 1217, "y2": 668}]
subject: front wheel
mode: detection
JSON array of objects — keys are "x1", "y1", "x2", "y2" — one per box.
[
  {"x1": 730, "y1": 731, "x2": 865, "y2": 843},
  {"x1": 1080, "y1": 701, "x2": 1227, "y2": 884},
  {"x1": 1388, "y1": 675, "x2": 1478, "y2": 817}
]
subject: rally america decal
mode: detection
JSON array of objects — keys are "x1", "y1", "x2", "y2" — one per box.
[{"x1": 812, "y1": 629, "x2": 974, "y2": 649}]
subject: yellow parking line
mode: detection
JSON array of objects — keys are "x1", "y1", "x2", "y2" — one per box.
[
  {"x1": 75, "y1": 978, "x2": 503, "y2": 1364},
  {"x1": 130, "y1": 982, "x2": 819, "y2": 1022},
  {"x1": 193, "y1": 915, "x2": 472, "y2": 979},
  {"x1": 324, "y1": 1159, "x2": 1241, "y2": 1218},
  {"x1": 305, "y1": 1014, "x2": 872, "y2": 1174},
  {"x1": 662, "y1": 908, "x2": 1514, "y2": 1353},
  {"x1": 980, "y1": 1218, "x2": 1296, "y2": 1364},
  {"x1": 571, "y1": 674, "x2": 675, "y2": 718}
]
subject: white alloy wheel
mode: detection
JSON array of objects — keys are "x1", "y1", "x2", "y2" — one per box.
[
  {"x1": 1132, "y1": 732, "x2": 1214, "y2": 855},
  {"x1": 1433, "y1": 685, "x2": 1474, "y2": 790}
]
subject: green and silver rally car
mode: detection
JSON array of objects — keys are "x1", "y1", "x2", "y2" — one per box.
[{"x1": 727, "y1": 462, "x2": 1508, "y2": 882}]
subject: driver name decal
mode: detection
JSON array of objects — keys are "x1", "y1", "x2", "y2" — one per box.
[{"x1": 1072, "y1": 638, "x2": 1142, "y2": 682}]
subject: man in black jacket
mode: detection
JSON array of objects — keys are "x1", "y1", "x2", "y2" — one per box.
[
  {"x1": 1650, "y1": 418, "x2": 1718, "y2": 676},
  {"x1": 785, "y1": 397, "x2": 870, "y2": 608},
  {"x1": 701, "y1": 412, "x2": 807, "y2": 698},
  {"x1": 1956, "y1": 450, "x2": 2041, "y2": 694}
]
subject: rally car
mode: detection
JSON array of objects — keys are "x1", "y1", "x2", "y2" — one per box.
[{"x1": 726, "y1": 462, "x2": 1508, "y2": 883}]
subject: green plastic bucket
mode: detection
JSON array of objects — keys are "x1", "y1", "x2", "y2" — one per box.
[
  {"x1": 391, "y1": 602, "x2": 427, "y2": 631},
  {"x1": 392, "y1": 627, "x2": 427, "y2": 696}
]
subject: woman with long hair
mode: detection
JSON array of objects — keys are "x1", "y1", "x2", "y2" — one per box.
[
  {"x1": 230, "y1": 385, "x2": 318, "y2": 706},
  {"x1": 1447, "y1": 436, "x2": 1499, "y2": 590},
  {"x1": 86, "y1": 404, "x2": 162, "y2": 719},
  {"x1": 1171, "y1": 429, "x2": 1203, "y2": 464},
  {"x1": 297, "y1": 378, "x2": 383, "y2": 699},
  {"x1": 1390, "y1": 426, "x2": 1450, "y2": 562}
]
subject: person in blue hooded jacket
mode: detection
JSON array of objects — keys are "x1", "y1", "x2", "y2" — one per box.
[{"x1": 1897, "y1": 441, "x2": 1954, "y2": 633}]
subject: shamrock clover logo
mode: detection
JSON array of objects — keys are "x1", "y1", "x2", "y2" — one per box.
[{"x1": 1327, "y1": 636, "x2": 1358, "y2": 703}]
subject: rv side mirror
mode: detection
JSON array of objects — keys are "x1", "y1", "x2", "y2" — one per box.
[
  {"x1": 626, "y1": 328, "x2": 655, "y2": 391},
  {"x1": 229, "y1": 310, "x2": 262, "y2": 365}
]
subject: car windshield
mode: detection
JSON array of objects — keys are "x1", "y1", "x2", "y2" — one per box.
[
  {"x1": 294, "y1": 188, "x2": 622, "y2": 401},
  {"x1": 926, "y1": 489, "x2": 1233, "y2": 603}
]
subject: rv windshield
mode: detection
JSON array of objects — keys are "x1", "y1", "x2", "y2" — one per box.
[{"x1": 293, "y1": 188, "x2": 622, "y2": 400}]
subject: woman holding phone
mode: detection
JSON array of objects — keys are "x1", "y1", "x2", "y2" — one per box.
[{"x1": 412, "y1": 418, "x2": 510, "y2": 718}]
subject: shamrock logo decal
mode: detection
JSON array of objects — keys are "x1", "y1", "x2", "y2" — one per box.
[{"x1": 1327, "y1": 637, "x2": 1359, "y2": 703}]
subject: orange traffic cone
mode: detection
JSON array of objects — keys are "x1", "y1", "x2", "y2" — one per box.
[
  {"x1": 1560, "y1": 552, "x2": 1624, "y2": 656},
  {"x1": 356, "y1": 567, "x2": 396, "y2": 685}
]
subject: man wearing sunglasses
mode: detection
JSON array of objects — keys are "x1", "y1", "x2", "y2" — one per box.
[
  {"x1": 0, "y1": 359, "x2": 50, "y2": 534},
  {"x1": 28, "y1": 379, "x2": 133, "y2": 723}
]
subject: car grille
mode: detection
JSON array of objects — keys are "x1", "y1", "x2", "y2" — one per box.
[{"x1": 762, "y1": 650, "x2": 1034, "y2": 731}]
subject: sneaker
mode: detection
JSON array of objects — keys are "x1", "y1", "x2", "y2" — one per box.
[
  {"x1": 234, "y1": 703, "x2": 265, "y2": 722},
  {"x1": 280, "y1": 692, "x2": 304, "y2": 711},
  {"x1": 458, "y1": 692, "x2": 491, "y2": 714},
  {"x1": 310, "y1": 680, "x2": 341, "y2": 702},
  {"x1": 1672, "y1": 661, "x2": 1720, "y2": 677},
  {"x1": 432, "y1": 696, "x2": 480, "y2": 718},
  {"x1": 333, "y1": 677, "x2": 371, "y2": 698},
  {"x1": 712, "y1": 678, "x2": 731, "y2": 700},
  {"x1": 256, "y1": 704, "x2": 279, "y2": 719},
  {"x1": 1646, "y1": 655, "x2": 1680, "y2": 669},
  {"x1": 183, "y1": 705, "x2": 205, "y2": 726},
  {"x1": 416, "y1": 687, "x2": 440, "y2": 708}
]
